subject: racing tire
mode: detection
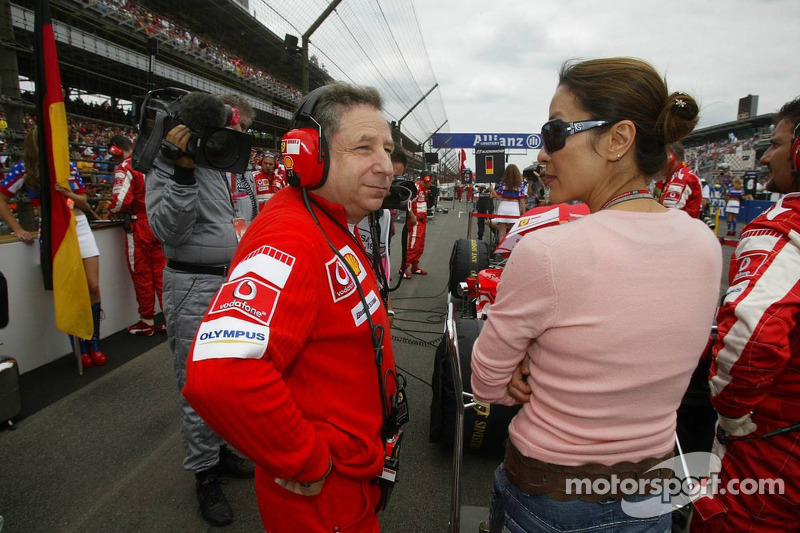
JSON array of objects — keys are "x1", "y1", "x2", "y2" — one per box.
[
  {"x1": 448, "y1": 238, "x2": 489, "y2": 297},
  {"x1": 429, "y1": 317, "x2": 520, "y2": 455}
]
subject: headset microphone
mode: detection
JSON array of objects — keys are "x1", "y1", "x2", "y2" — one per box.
[{"x1": 178, "y1": 92, "x2": 228, "y2": 132}]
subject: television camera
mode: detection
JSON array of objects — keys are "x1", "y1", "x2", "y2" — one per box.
[
  {"x1": 131, "y1": 88, "x2": 252, "y2": 174},
  {"x1": 381, "y1": 176, "x2": 418, "y2": 210}
]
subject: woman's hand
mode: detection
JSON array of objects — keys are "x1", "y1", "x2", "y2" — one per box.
[
  {"x1": 55, "y1": 186, "x2": 98, "y2": 218},
  {"x1": 507, "y1": 354, "x2": 531, "y2": 404},
  {"x1": 13, "y1": 228, "x2": 34, "y2": 244}
]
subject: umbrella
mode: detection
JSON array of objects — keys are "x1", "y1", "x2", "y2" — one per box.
[{"x1": 495, "y1": 203, "x2": 590, "y2": 255}]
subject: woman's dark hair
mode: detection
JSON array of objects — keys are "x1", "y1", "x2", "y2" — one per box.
[
  {"x1": 501, "y1": 163, "x2": 522, "y2": 189},
  {"x1": 22, "y1": 126, "x2": 40, "y2": 191},
  {"x1": 558, "y1": 57, "x2": 699, "y2": 177}
]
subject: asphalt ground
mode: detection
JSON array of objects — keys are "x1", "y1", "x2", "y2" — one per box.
[{"x1": 0, "y1": 197, "x2": 734, "y2": 532}]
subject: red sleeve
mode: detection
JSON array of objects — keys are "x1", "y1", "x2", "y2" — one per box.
[
  {"x1": 686, "y1": 173, "x2": 703, "y2": 218},
  {"x1": 183, "y1": 216, "x2": 331, "y2": 482},
  {"x1": 710, "y1": 218, "x2": 800, "y2": 417},
  {"x1": 109, "y1": 165, "x2": 133, "y2": 214}
]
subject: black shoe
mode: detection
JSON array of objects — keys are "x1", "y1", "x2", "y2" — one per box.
[
  {"x1": 196, "y1": 470, "x2": 233, "y2": 527},
  {"x1": 219, "y1": 445, "x2": 255, "y2": 479}
]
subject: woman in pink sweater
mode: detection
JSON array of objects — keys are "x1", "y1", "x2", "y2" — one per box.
[{"x1": 471, "y1": 58, "x2": 722, "y2": 532}]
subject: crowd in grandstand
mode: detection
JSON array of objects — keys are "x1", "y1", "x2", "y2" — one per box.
[{"x1": 84, "y1": 0, "x2": 303, "y2": 103}]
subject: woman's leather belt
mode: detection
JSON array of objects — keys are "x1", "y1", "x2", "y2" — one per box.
[
  {"x1": 503, "y1": 440, "x2": 674, "y2": 502},
  {"x1": 167, "y1": 259, "x2": 228, "y2": 277}
]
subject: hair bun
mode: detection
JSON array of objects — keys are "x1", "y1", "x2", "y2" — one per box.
[{"x1": 660, "y1": 91, "x2": 699, "y2": 145}]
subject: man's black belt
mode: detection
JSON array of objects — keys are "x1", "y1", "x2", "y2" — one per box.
[{"x1": 167, "y1": 259, "x2": 228, "y2": 277}]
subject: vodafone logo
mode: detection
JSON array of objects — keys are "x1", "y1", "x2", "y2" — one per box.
[
  {"x1": 335, "y1": 260, "x2": 350, "y2": 286},
  {"x1": 209, "y1": 276, "x2": 279, "y2": 325},
  {"x1": 325, "y1": 245, "x2": 367, "y2": 303},
  {"x1": 233, "y1": 280, "x2": 257, "y2": 300}
]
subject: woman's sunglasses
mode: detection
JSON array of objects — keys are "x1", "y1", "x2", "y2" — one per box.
[{"x1": 540, "y1": 119, "x2": 609, "y2": 153}]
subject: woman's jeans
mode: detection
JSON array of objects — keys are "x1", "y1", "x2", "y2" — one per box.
[{"x1": 489, "y1": 465, "x2": 672, "y2": 532}]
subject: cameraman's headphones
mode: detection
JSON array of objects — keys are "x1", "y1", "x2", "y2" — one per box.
[
  {"x1": 281, "y1": 86, "x2": 330, "y2": 190},
  {"x1": 109, "y1": 144, "x2": 124, "y2": 158},
  {"x1": 792, "y1": 121, "x2": 800, "y2": 175},
  {"x1": 226, "y1": 106, "x2": 241, "y2": 129}
]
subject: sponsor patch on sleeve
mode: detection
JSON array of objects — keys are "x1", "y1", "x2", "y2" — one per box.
[
  {"x1": 350, "y1": 290, "x2": 381, "y2": 327},
  {"x1": 326, "y1": 245, "x2": 368, "y2": 303},
  {"x1": 208, "y1": 276, "x2": 279, "y2": 325},
  {"x1": 731, "y1": 251, "x2": 770, "y2": 283},
  {"x1": 192, "y1": 316, "x2": 269, "y2": 361},
  {"x1": 723, "y1": 280, "x2": 750, "y2": 305},
  {"x1": 228, "y1": 245, "x2": 296, "y2": 288}
]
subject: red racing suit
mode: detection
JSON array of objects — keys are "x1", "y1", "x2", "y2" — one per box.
[
  {"x1": 109, "y1": 157, "x2": 166, "y2": 320},
  {"x1": 692, "y1": 193, "x2": 800, "y2": 532},
  {"x1": 658, "y1": 163, "x2": 703, "y2": 218},
  {"x1": 183, "y1": 187, "x2": 397, "y2": 533},
  {"x1": 253, "y1": 168, "x2": 287, "y2": 212},
  {"x1": 405, "y1": 181, "x2": 428, "y2": 270}
]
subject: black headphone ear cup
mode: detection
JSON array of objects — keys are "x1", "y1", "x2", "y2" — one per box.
[{"x1": 281, "y1": 128, "x2": 328, "y2": 189}]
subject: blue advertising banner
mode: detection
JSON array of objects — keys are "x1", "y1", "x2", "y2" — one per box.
[{"x1": 432, "y1": 133, "x2": 542, "y2": 149}]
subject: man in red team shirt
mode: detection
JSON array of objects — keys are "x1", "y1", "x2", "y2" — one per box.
[
  {"x1": 400, "y1": 173, "x2": 433, "y2": 278},
  {"x1": 108, "y1": 135, "x2": 166, "y2": 336},
  {"x1": 183, "y1": 82, "x2": 402, "y2": 533},
  {"x1": 692, "y1": 97, "x2": 800, "y2": 532},
  {"x1": 657, "y1": 142, "x2": 703, "y2": 218},
  {"x1": 252, "y1": 152, "x2": 286, "y2": 211}
]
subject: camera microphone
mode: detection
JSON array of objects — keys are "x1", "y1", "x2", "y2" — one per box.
[{"x1": 178, "y1": 92, "x2": 227, "y2": 132}]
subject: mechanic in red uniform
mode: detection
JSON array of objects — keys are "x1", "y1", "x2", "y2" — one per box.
[
  {"x1": 107, "y1": 135, "x2": 167, "y2": 336},
  {"x1": 183, "y1": 82, "x2": 401, "y2": 533},
  {"x1": 692, "y1": 97, "x2": 800, "y2": 532},
  {"x1": 657, "y1": 142, "x2": 703, "y2": 218},
  {"x1": 252, "y1": 151, "x2": 287, "y2": 211},
  {"x1": 399, "y1": 173, "x2": 432, "y2": 278}
]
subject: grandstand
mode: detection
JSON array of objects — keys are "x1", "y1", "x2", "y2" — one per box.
[
  {"x1": 1, "y1": 0, "x2": 454, "y2": 176},
  {"x1": 683, "y1": 113, "x2": 774, "y2": 184},
  {"x1": 6, "y1": 0, "x2": 330, "y2": 144}
]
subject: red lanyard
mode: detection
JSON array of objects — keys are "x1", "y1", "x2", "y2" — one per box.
[{"x1": 600, "y1": 189, "x2": 653, "y2": 211}]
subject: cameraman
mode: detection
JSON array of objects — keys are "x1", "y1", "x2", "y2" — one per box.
[{"x1": 145, "y1": 93, "x2": 256, "y2": 527}]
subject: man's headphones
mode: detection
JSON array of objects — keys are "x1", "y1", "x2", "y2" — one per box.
[
  {"x1": 792, "y1": 122, "x2": 800, "y2": 175},
  {"x1": 226, "y1": 106, "x2": 240, "y2": 128},
  {"x1": 666, "y1": 150, "x2": 677, "y2": 171},
  {"x1": 281, "y1": 86, "x2": 330, "y2": 189},
  {"x1": 109, "y1": 144, "x2": 124, "y2": 157}
]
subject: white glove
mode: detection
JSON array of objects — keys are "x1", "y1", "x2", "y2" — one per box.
[{"x1": 717, "y1": 413, "x2": 757, "y2": 438}]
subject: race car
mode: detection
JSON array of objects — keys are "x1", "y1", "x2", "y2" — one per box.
[
  {"x1": 430, "y1": 203, "x2": 589, "y2": 455},
  {"x1": 449, "y1": 202, "x2": 590, "y2": 319}
]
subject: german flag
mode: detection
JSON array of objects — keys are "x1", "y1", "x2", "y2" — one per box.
[{"x1": 35, "y1": 0, "x2": 93, "y2": 339}]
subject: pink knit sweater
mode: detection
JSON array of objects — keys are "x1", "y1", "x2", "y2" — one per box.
[{"x1": 471, "y1": 208, "x2": 722, "y2": 466}]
